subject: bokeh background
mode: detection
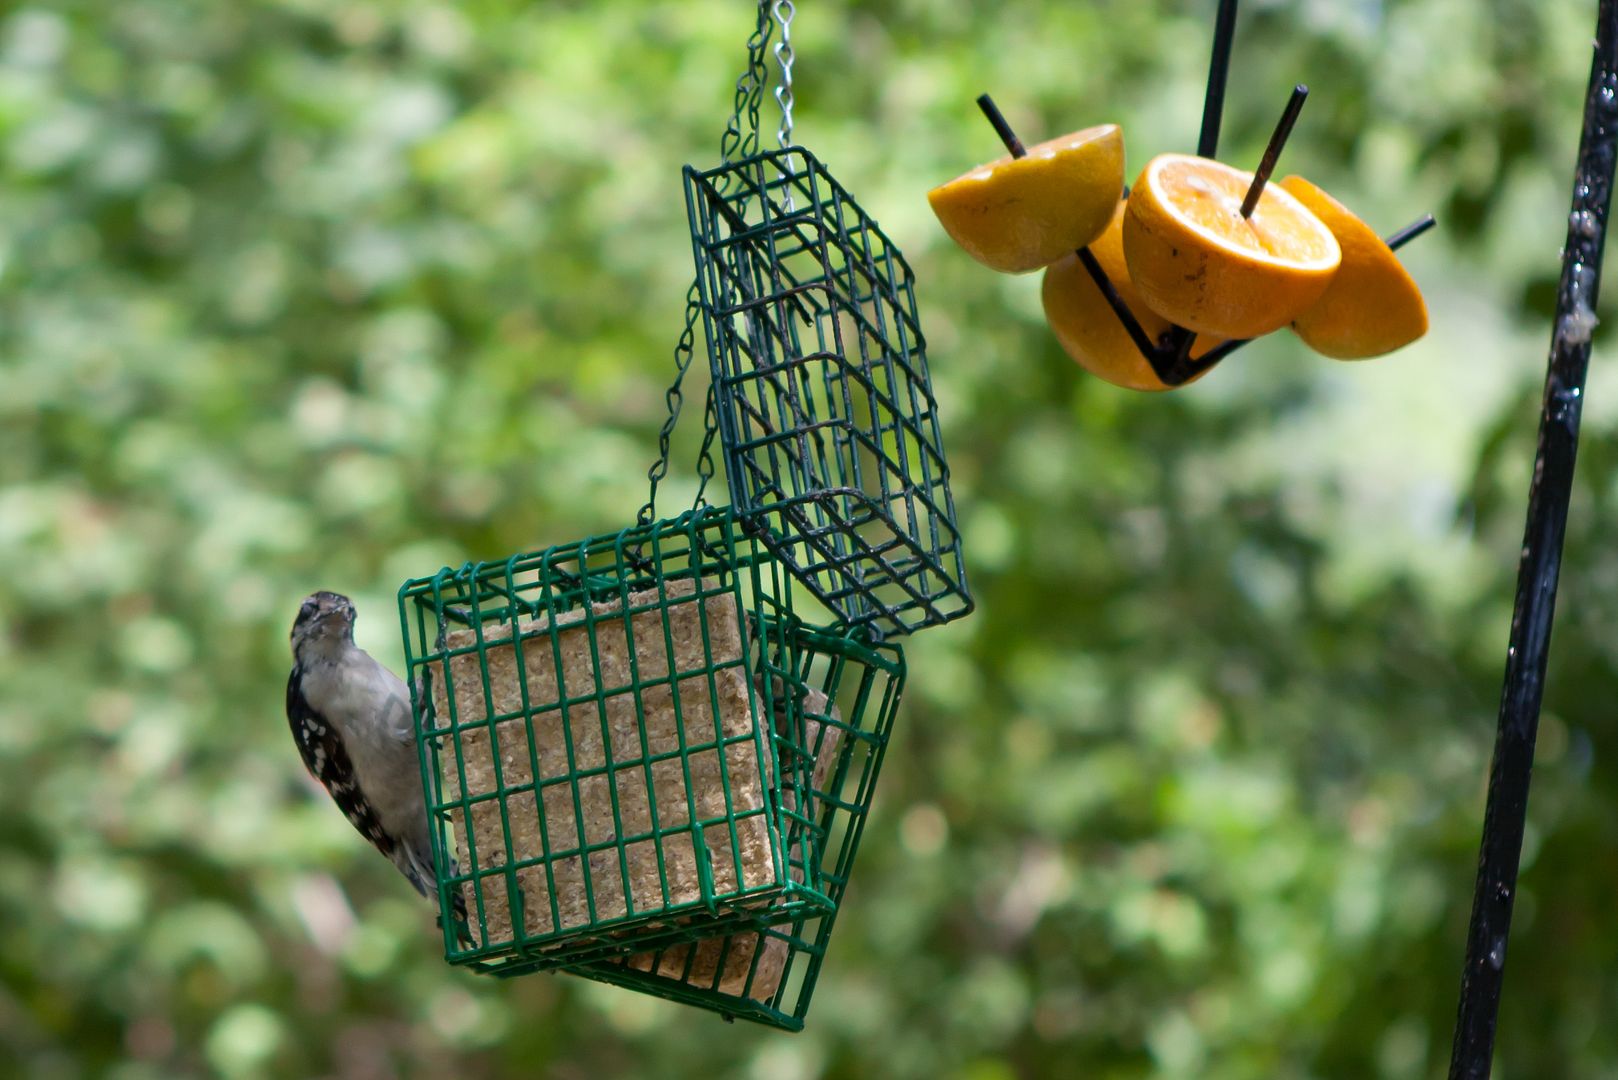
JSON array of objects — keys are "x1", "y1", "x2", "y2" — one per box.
[{"x1": 4, "y1": 1, "x2": 1618, "y2": 1076}]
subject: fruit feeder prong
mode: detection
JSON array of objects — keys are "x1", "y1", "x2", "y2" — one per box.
[
  {"x1": 975, "y1": 93, "x2": 1026, "y2": 159},
  {"x1": 974, "y1": 4, "x2": 1434, "y2": 389},
  {"x1": 973, "y1": 82, "x2": 1326, "y2": 388},
  {"x1": 1134, "y1": 0, "x2": 1234, "y2": 386},
  {"x1": 1192, "y1": 212, "x2": 1437, "y2": 369},
  {"x1": 972, "y1": 94, "x2": 1175, "y2": 367},
  {"x1": 1075, "y1": 246, "x2": 1167, "y2": 363},
  {"x1": 1239, "y1": 83, "x2": 1308, "y2": 219},
  {"x1": 1159, "y1": 81, "x2": 1310, "y2": 381},
  {"x1": 1384, "y1": 213, "x2": 1437, "y2": 250}
]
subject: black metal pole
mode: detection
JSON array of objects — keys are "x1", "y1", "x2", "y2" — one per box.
[
  {"x1": 1198, "y1": 0, "x2": 1239, "y2": 158},
  {"x1": 1158, "y1": 0, "x2": 1241, "y2": 380},
  {"x1": 1448, "y1": 3, "x2": 1618, "y2": 1076}
]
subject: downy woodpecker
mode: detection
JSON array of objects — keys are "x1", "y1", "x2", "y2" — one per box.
[{"x1": 286, "y1": 591, "x2": 463, "y2": 927}]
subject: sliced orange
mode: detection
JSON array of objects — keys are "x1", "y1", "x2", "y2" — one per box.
[
  {"x1": 928, "y1": 124, "x2": 1124, "y2": 274},
  {"x1": 1042, "y1": 199, "x2": 1220, "y2": 391},
  {"x1": 1279, "y1": 176, "x2": 1428, "y2": 359},
  {"x1": 1122, "y1": 153, "x2": 1341, "y2": 338}
]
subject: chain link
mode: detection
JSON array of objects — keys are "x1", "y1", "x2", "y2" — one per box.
[
  {"x1": 639, "y1": 3, "x2": 784, "y2": 526},
  {"x1": 637, "y1": 282, "x2": 705, "y2": 528},
  {"x1": 719, "y1": 4, "x2": 773, "y2": 171},
  {"x1": 692, "y1": 383, "x2": 719, "y2": 510},
  {"x1": 771, "y1": 1, "x2": 795, "y2": 149}
]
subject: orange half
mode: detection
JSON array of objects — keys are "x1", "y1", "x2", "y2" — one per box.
[
  {"x1": 1042, "y1": 199, "x2": 1220, "y2": 391},
  {"x1": 929, "y1": 124, "x2": 1124, "y2": 274},
  {"x1": 1122, "y1": 153, "x2": 1341, "y2": 338},
  {"x1": 1279, "y1": 176, "x2": 1428, "y2": 359}
]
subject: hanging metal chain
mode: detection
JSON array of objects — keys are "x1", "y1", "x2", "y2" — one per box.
[
  {"x1": 692, "y1": 384, "x2": 720, "y2": 510},
  {"x1": 769, "y1": 1, "x2": 798, "y2": 212},
  {"x1": 771, "y1": 1, "x2": 796, "y2": 149},
  {"x1": 636, "y1": 275, "x2": 721, "y2": 525},
  {"x1": 719, "y1": 4, "x2": 774, "y2": 172},
  {"x1": 637, "y1": 282, "x2": 705, "y2": 528},
  {"x1": 638, "y1": 5, "x2": 778, "y2": 528}
]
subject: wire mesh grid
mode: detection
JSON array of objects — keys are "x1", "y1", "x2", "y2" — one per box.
[
  {"x1": 685, "y1": 146, "x2": 972, "y2": 640},
  {"x1": 397, "y1": 506, "x2": 836, "y2": 972},
  {"x1": 554, "y1": 621, "x2": 904, "y2": 1029}
]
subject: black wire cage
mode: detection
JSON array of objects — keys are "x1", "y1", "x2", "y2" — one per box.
[{"x1": 685, "y1": 146, "x2": 972, "y2": 640}]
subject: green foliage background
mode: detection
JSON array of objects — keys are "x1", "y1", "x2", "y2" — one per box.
[{"x1": 4, "y1": 1, "x2": 1618, "y2": 1076}]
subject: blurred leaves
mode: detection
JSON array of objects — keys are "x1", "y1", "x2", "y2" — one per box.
[{"x1": 3, "y1": 0, "x2": 1618, "y2": 1078}]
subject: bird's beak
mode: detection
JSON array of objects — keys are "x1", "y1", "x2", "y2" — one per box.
[{"x1": 318, "y1": 604, "x2": 355, "y2": 627}]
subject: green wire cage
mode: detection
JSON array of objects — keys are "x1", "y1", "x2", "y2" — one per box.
[
  {"x1": 398, "y1": 506, "x2": 834, "y2": 972},
  {"x1": 686, "y1": 147, "x2": 972, "y2": 640},
  {"x1": 388, "y1": 1, "x2": 956, "y2": 1025},
  {"x1": 560, "y1": 621, "x2": 904, "y2": 1030}
]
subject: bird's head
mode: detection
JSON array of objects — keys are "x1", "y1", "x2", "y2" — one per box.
[{"x1": 291, "y1": 591, "x2": 357, "y2": 664}]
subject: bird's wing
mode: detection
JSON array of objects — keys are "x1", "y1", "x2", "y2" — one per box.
[
  {"x1": 371, "y1": 655, "x2": 418, "y2": 745},
  {"x1": 285, "y1": 669, "x2": 417, "y2": 891}
]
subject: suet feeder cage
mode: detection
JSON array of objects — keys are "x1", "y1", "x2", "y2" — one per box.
[
  {"x1": 686, "y1": 147, "x2": 973, "y2": 640},
  {"x1": 392, "y1": 0, "x2": 962, "y2": 1028},
  {"x1": 398, "y1": 507, "x2": 834, "y2": 972},
  {"x1": 562, "y1": 620, "x2": 904, "y2": 1030}
]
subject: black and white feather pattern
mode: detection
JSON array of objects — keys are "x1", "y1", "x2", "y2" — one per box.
[
  {"x1": 286, "y1": 592, "x2": 466, "y2": 931},
  {"x1": 286, "y1": 671, "x2": 415, "y2": 883}
]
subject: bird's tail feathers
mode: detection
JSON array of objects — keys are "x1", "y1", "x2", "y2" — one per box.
[{"x1": 402, "y1": 840, "x2": 472, "y2": 944}]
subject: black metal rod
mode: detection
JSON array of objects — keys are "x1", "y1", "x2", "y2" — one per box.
[
  {"x1": 1241, "y1": 84, "x2": 1309, "y2": 218},
  {"x1": 1198, "y1": 0, "x2": 1240, "y2": 157},
  {"x1": 972, "y1": 92, "x2": 1170, "y2": 372},
  {"x1": 972, "y1": 93, "x2": 1174, "y2": 376},
  {"x1": 1074, "y1": 247, "x2": 1163, "y2": 362},
  {"x1": 1154, "y1": 327, "x2": 1192, "y2": 374},
  {"x1": 1166, "y1": 0, "x2": 1242, "y2": 381},
  {"x1": 1448, "y1": 2, "x2": 1618, "y2": 1076},
  {"x1": 1159, "y1": 324, "x2": 1199, "y2": 384},
  {"x1": 1193, "y1": 213, "x2": 1439, "y2": 367},
  {"x1": 976, "y1": 94, "x2": 1026, "y2": 158},
  {"x1": 1183, "y1": 334, "x2": 1243, "y2": 371},
  {"x1": 1384, "y1": 213, "x2": 1436, "y2": 250}
]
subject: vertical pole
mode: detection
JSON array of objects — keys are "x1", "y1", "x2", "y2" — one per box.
[
  {"x1": 1448, "y1": 2, "x2": 1618, "y2": 1076},
  {"x1": 1159, "y1": 0, "x2": 1241, "y2": 379},
  {"x1": 1197, "y1": 0, "x2": 1239, "y2": 157}
]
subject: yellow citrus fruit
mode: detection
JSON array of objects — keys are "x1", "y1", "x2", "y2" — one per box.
[
  {"x1": 1278, "y1": 176, "x2": 1429, "y2": 359},
  {"x1": 928, "y1": 124, "x2": 1124, "y2": 274},
  {"x1": 1042, "y1": 200, "x2": 1220, "y2": 391},
  {"x1": 1122, "y1": 153, "x2": 1341, "y2": 338}
]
